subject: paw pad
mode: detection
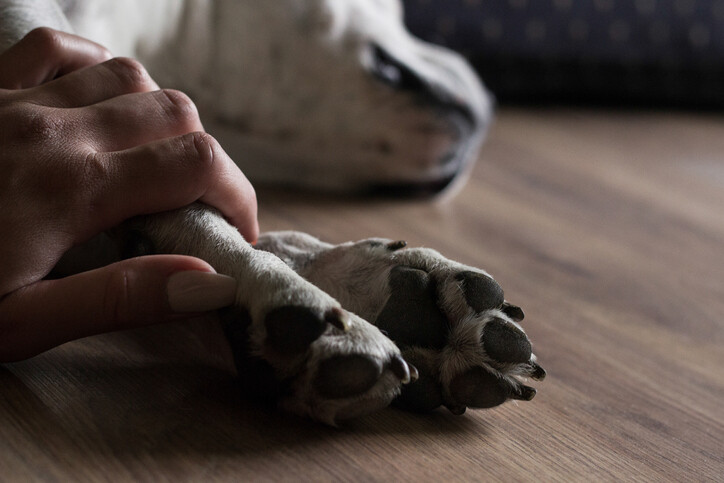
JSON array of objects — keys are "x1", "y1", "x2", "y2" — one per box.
[
  {"x1": 455, "y1": 271, "x2": 504, "y2": 313},
  {"x1": 448, "y1": 367, "x2": 509, "y2": 409},
  {"x1": 376, "y1": 266, "x2": 448, "y2": 349},
  {"x1": 314, "y1": 355, "x2": 382, "y2": 399},
  {"x1": 481, "y1": 319, "x2": 532, "y2": 364}
]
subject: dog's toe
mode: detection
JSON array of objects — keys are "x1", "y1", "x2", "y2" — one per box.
[
  {"x1": 447, "y1": 367, "x2": 510, "y2": 409},
  {"x1": 481, "y1": 318, "x2": 532, "y2": 364},
  {"x1": 455, "y1": 271, "x2": 504, "y2": 313},
  {"x1": 226, "y1": 299, "x2": 407, "y2": 424},
  {"x1": 314, "y1": 354, "x2": 382, "y2": 399}
]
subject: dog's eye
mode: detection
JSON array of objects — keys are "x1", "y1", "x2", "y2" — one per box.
[{"x1": 370, "y1": 44, "x2": 425, "y2": 91}]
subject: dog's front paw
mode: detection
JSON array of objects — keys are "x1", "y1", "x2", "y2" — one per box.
[
  {"x1": 256, "y1": 232, "x2": 545, "y2": 416},
  {"x1": 220, "y1": 292, "x2": 416, "y2": 425},
  {"x1": 380, "y1": 264, "x2": 545, "y2": 415}
]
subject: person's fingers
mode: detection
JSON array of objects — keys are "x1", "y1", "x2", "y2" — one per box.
[
  {"x1": 0, "y1": 27, "x2": 113, "y2": 89},
  {"x1": 20, "y1": 56, "x2": 160, "y2": 108},
  {"x1": 0, "y1": 255, "x2": 238, "y2": 363},
  {"x1": 80, "y1": 132, "x2": 259, "y2": 242},
  {"x1": 76, "y1": 89, "x2": 204, "y2": 152}
]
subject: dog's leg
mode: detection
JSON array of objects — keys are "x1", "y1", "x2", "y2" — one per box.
[
  {"x1": 256, "y1": 231, "x2": 545, "y2": 415},
  {"x1": 128, "y1": 204, "x2": 415, "y2": 425}
]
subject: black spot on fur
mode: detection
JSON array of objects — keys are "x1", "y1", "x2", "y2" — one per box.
[
  {"x1": 386, "y1": 240, "x2": 407, "y2": 251},
  {"x1": 220, "y1": 307, "x2": 286, "y2": 403},
  {"x1": 481, "y1": 319, "x2": 532, "y2": 364},
  {"x1": 264, "y1": 306, "x2": 326, "y2": 353},
  {"x1": 455, "y1": 271, "x2": 504, "y2": 313},
  {"x1": 314, "y1": 355, "x2": 382, "y2": 399},
  {"x1": 375, "y1": 266, "x2": 448, "y2": 350}
]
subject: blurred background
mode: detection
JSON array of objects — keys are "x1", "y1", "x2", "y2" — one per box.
[{"x1": 402, "y1": 0, "x2": 724, "y2": 108}]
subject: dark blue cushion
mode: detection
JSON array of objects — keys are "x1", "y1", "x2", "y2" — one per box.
[{"x1": 403, "y1": 0, "x2": 724, "y2": 107}]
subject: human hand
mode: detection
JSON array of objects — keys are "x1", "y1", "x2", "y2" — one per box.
[{"x1": 0, "y1": 28, "x2": 258, "y2": 361}]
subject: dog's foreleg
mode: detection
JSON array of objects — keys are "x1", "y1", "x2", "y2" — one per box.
[{"x1": 127, "y1": 204, "x2": 413, "y2": 424}]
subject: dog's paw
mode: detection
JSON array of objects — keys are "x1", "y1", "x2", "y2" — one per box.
[
  {"x1": 256, "y1": 232, "x2": 545, "y2": 416},
  {"x1": 219, "y1": 281, "x2": 417, "y2": 425},
  {"x1": 374, "y1": 254, "x2": 545, "y2": 415},
  {"x1": 128, "y1": 206, "x2": 417, "y2": 425}
]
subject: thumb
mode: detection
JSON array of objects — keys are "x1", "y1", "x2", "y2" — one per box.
[{"x1": 0, "y1": 255, "x2": 237, "y2": 362}]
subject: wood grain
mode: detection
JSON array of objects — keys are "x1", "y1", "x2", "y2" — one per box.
[{"x1": 2, "y1": 109, "x2": 723, "y2": 481}]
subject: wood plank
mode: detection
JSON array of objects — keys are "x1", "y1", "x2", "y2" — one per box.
[{"x1": 2, "y1": 108, "x2": 722, "y2": 481}]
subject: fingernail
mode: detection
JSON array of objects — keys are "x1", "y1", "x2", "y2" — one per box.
[{"x1": 167, "y1": 271, "x2": 237, "y2": 313}]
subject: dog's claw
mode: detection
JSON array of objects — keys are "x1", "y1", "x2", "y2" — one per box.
[
  {"x1": 408, "y1": 363, "x2": 419, "y2": 383},
  {"x1": 530, "y1": 361, "x2": 547, "y2": 381},
  {"x1": 512, "y1": 386, "x2": 536, "y2": 401},
  {"x1": 325, "y1": 307, "x2": 351, "y2": 332},
  {"x1": 388, "y1": 354, "x2": 411, "y2": 383},
  {"x1": 502, "y1": 302, "x2": 525, "y2": 321},
  {"x1": 387, "y1": 240, "x2": 407, "y2": 251}
]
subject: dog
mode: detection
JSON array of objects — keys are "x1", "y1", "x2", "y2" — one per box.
[{"x1": 0, "y1": 0, "x2": 544, "y2": 424}]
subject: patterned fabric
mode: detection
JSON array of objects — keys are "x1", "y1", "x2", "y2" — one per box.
[{"x1": 402, "y1": 0, "x2": 724, "y2": 107}]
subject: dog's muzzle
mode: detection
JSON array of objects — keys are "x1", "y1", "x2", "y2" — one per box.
[{"x1": 369, "y1": 44, "x2": 486, "y2": 197}]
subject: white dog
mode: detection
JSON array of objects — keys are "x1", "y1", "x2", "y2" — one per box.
[{"x1": 0, "y1": 0, "x2": 544, "y2": 424}]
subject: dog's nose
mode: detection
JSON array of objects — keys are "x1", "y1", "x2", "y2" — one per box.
[{"x1": 370, "y1": 44, "x2": 477, "y2": 130}]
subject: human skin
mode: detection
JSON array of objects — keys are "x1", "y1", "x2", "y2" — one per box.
[{"x1": 0, "y1": 28, "x2": 258, "y2": 362}]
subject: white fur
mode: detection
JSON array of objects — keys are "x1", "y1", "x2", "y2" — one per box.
[{"x1": 2, "y1": 0, "x2": 491, "y2": 192}]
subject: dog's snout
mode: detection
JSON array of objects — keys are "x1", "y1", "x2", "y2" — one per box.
[
  {"x1": 371, "y1": 44, "x2": 426, "y2": 91},
  {"x1": 370, "y1": 44, "x2": 476, "y2": 129},
  {"x1": 366, "y1": 44, "x2": 486, "y2": 197}
]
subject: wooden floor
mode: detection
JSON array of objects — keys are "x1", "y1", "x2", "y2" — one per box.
[{"x1": 2, "y1": 109, "x2": 723, "y2": 481}]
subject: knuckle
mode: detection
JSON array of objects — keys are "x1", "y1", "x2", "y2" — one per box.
[
  {"x1": 184, "y1": 131, "x2": 217, "y2": 172},
  {"x1": 12, "y1": 104, "x2": 66, "y2": 141},
  {"x1": 94, "y1": 46, "x2": 114, "y2": 64},
  {"x1": 80, "y1": 150, "x2": 110, "y2": 191},
  {"x1": 79, "y1": 150, "x2": 112, "y2": 205},
  {"x1": 243, "y1": 179, "x2": 258, "y2": 206},
  {"x1": 158, "y1": 89, "x2": 200, "y2": 128},
  {"x1": 55, "y1": 150, "x2": 112, "y2": 232},
  {"x1": 23, "y1": 27, "x2": 64, "y2": 54},
  {"x1": 104, "y1": 56, "x2": 155, "y2": 92}
]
